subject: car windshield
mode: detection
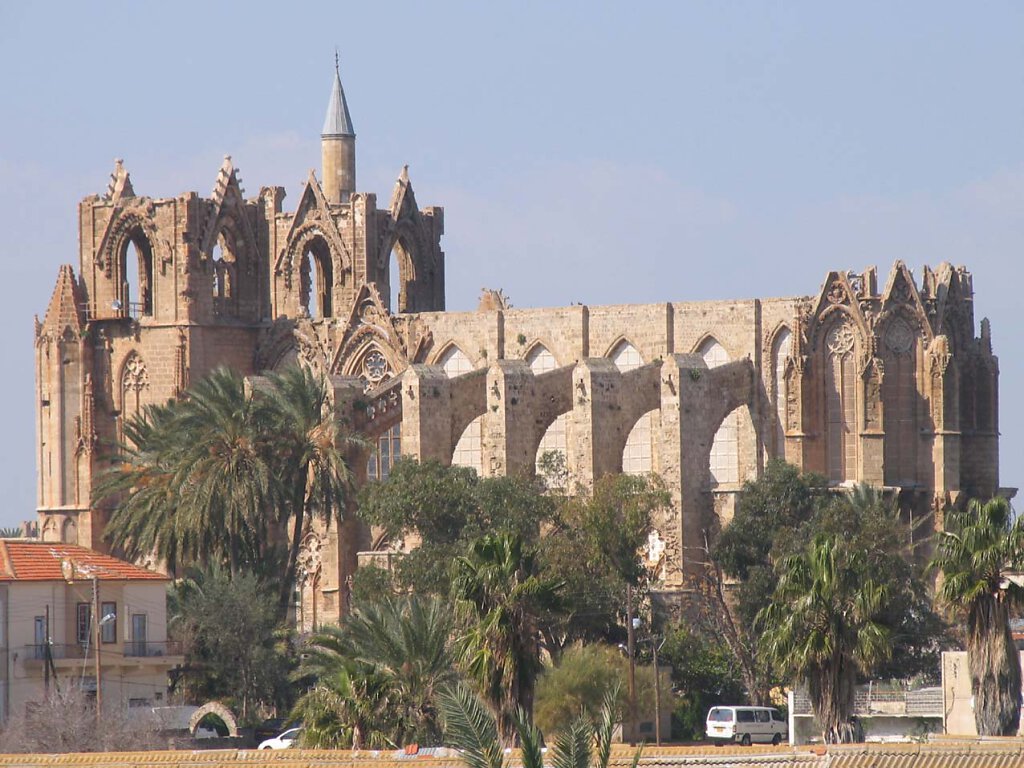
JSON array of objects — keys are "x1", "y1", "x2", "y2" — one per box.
[{"x1": 708, "y1": 708, "x2": 734, "y2": 722}]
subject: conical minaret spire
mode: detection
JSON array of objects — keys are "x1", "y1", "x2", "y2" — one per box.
[{"x1": 321, "y1": 52, "x2": 356, "y2": 203}]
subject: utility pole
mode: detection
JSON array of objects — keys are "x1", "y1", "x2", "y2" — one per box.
[
  {"x1": 652, "y1": 634, "x2": 665, "y2": 746},
  {"x1": 625, "y1": 585, "x2": 636, "y2": 745},
  {"x1": 93, "y1": 577, "x2": 102, "y2": 726},
  {"x1": 43, "y1": 605, "x2": 49, "y2": 696}
]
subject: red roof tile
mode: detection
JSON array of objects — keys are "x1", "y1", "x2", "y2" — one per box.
[{"x1": 0, "y1": 541, "x2": 167, "y2": 582}]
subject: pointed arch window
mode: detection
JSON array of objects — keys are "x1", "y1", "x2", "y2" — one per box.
[
  {"x1": 439, "y1": 346, "x2": 482, "y2": 473},
  {"x1": 120, "y1": 229, "x2": 154, "y2": 318},
  {"x1": 881, "y1": 317, "x2": 918, "y2": 485},
  {"x1": 61, "y1": 517, "x2": 78, "y2": 545},
  {"x1": 771, "y1": 328, "x2": 793, "y2": 458},
  {"x1": 824, "y1": 322, "x2": 857, "y2": 483},
  {"x1": 610, "y1": 340, "x2": 643, "y2": 373},
  {"x1": 387, "y1": 238, "x2": 416, "y2": 313},
  {"x1": 527, "y1": 344, "x2": 568, "y2": 483},
  {"x1": 212, "y1": 235, "x2": 238, "y2": 316},
  {"x1": 698, "y1": 339, "x2": 739, "y2": 485},
  {"x1": 610, "y1": 341, "x2": 654, "y2": 474},
  {"x1": 438, "y1": 345, "x2": 474, "y2": 377},
  {"x1": 300, "y1": 237, "x2": 334, "y2": 319}
]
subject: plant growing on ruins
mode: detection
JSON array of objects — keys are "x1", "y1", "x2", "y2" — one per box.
[{"x1": 930, "y1": 497, "x2": 1024, "y2": 736}]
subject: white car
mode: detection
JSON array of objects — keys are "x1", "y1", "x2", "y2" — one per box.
[{"x1": 258, "y1": 726, "x2": 303, "y2": 749}]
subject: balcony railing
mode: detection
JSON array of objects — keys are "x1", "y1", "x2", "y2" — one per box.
[
  {"x1": 25, "y1": 642, "x2": 183, "y2": 661},
  {"x1": 122, "y1": 640, "x2": 182, "y2": 658},
  {"x1": 24, "y1": 644, "x2": 86, "y2": 661}
]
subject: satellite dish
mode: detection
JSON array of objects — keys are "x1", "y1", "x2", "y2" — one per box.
[{"x1": 110, "y1": 300, "x2": 123, "y2": 311}]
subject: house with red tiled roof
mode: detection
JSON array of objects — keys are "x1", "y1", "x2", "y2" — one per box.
[{"x1": 0, "y1": 540, "x2": 182, "y2": 721}]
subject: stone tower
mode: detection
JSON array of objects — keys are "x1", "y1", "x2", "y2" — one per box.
[{"x1": 321, "y1": 56, "x2": 356, "y2": 204}]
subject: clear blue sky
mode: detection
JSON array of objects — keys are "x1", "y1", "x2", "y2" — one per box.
[{"x1": 1, "y1": 2, "x2": 1021, "y2": 526}]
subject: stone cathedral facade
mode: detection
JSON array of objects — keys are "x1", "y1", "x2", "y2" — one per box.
[{"x1": 35, "y1": 67, "x2": 1000, "y2": 624}]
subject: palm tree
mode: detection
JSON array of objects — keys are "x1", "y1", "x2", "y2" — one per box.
[
  {"x1": 97, "y1": 401, "x2": 190, "y2": 568},
  {"x1": 758, "y1": 535, "x2": 892, "y2": 744},
  {"x1": 930, "y1": 497, "x2": 1024, "y2": 736},
  {"x1": 292, "y1": 595, "x2": 458, "y2": 747},
  {"x1": 341, "y1": 596, "x2": 459, "y2": 743},
  {"x1": 262, "y1": 365, "x2": 363, "y2": 613},
  {"x1": 168, "y1": 368, "x2": 273, "y2": 574},
  {"x1": 451, "y1": 531, "x2": 564, "y2": 742},
  {"x1": 97, "y1": 368, "x2": 273, "y2": 576},
  {"x1": 292, "y1": 661, "x2": 395, "y2": 749}
]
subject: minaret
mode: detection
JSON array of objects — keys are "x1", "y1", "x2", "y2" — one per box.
[{"x1": 321, "y1": 53, "x2": 356, "y2": 204}]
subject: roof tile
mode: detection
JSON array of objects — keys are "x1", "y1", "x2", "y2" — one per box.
[{"x1": 0, "y1": 541, "x2": 167, "y2": 582}]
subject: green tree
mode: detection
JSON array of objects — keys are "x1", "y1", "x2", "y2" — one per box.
[
  {"x1": 758, "y1": 535, "x2": 892, "y2": 744},
  {"x1": 533, "y1": 643, "x2": 659, "y2": 737},
  {"x1": 534, "y1": 644, "x2": 623, "y2": 734},
  {"x1": 160, "y1": 368, "x2": 273, "y2": 574},
  {"x1": 540, "y1": 474, "x2": 666, "y2": 651},
  {"x1": 699, "y1": 460, "x2": 825, "y2": 702},
  {"x1": 97, "y1": 401, "x2": 193, "y2": 571},
  {"x1": 713, "y1": 460, "x2": 826, "y2": 626},
  {"x1": 168, "y1": 565, "x2": 293, "y2": 722},
  {"x1": 930, "y1": 497, "x2": 1024, "y2": 736},
  {"x1": 359, "y1": 460, "x2": 553, "y2": 596},
  {"x1": 292, "y1": 595, "x2": 459, "y2": 748},
  {"x1": 802, "y1": 485, "x2": 946, "y2": 682},
  {"x1": 452, "y1": 531, "x2": 564, "y2": 741}
]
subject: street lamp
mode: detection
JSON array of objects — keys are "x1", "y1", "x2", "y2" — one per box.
[{"x1": 62, "y1": 559, "x2": 112, "y2": 726}]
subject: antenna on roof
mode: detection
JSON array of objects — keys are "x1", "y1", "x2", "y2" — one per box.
[{"x1": 335, "y1": 47, "x2": 340, "y2": 75}]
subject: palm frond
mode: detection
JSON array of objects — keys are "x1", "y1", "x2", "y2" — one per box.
[
  {"x1": 593, "y1": 683, "x2": 619, "y2": 768},
  {"x1": 550, "y1": 713, "x2": 591, "y2": 768},
  {"x1": 628, "y1": 742, "x2": 645, "y2": 768},
  {"x1": 514, "y1": 706, "x2": 545, "y2": 768},
  {"x1": 439, "y1": 684, "x2": 505, "y2": 768}
]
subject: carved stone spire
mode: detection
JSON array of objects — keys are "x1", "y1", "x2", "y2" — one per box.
[{"x1": 41, "y1": 265, "x2": 85, "y2": 335}]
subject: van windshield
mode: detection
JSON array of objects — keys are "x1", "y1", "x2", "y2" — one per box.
[{"x1": 708, "y1": 708, "x2": 734, "y2": 722}]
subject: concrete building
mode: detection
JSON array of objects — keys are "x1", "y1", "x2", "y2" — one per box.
[
  {"x1": 941, "y1": 651, "x2": 1024, "y2": 737},
  {"x1": 34, "y1": 64, "x2": 1000, "y2": 624},
  {"x1": 0, "y1": 540, "x2": 179, "y2": 721}
]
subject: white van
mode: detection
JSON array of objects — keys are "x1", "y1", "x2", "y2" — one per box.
[{"x1": 706, "y1": 706, "x2": 787, "y2": 746}]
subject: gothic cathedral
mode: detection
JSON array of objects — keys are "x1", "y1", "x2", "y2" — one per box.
[{"x1": 36, "y1": 66, "x2": 1000, "y2": 624}]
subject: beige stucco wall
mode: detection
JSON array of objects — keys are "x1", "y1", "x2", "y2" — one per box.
[
  {"x1": 941, "y1": 650, "x2": 1024, "y2": 736},
  {"x1": 1, "y1": 580, "x2": 173, "y2": 721}
]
